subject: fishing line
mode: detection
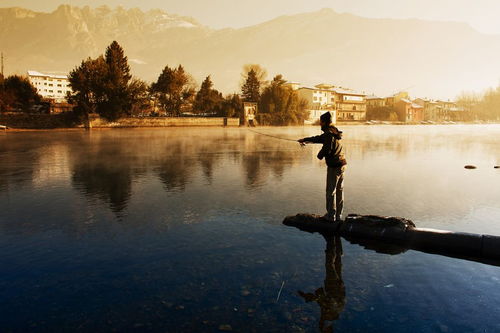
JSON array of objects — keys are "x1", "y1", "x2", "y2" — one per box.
[{"x1": 247, "y1": 128, "x2": 299, "y2": 143}]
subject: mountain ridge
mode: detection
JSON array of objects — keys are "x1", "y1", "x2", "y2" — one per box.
[{"x1": 1, "y1": 5, "x2": 500, "y2": 99}]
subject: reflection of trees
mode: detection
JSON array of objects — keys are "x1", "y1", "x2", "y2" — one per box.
[
  {"x1": 241, "y1": 142, "x2": 306, "y2": 189},
  {"x1": 299, "y1": 235, "x2": 345, "y2": 333},
  {"x1": 71, "y1": 141, "x2": 136, "y2": 214},
  {"x1": 0, "y1": 136, "x2": 41, "y2": 192}
]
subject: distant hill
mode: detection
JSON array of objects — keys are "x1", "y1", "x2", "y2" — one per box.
[{"x1": 2, "y1": 5, "x2": 500, "y2": 99}]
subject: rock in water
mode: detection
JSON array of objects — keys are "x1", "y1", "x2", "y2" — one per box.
[
  {"x1": 464, "y1": 165, "x2": 477, "y2": 169},
  {"x1": 345, "y1": 214, "x2": 416, "y2": 230}
]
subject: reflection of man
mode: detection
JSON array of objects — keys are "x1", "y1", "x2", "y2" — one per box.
[
  {"x1": 298, "y1": 235, "x2": 345, "y2": 333},
  {"x1": 298, "y1": 112, "x2": 347, "y2": 221}
]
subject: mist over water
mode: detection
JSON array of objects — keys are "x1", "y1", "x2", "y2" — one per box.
[{"x1": 1, "y1": 125, "x2": 500, "y2": 331}]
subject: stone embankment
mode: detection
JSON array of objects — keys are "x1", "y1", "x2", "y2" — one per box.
[
  {"x1": 85, "y1": 115, "x2": 239, "y2": 128},
  {"x1": 283, "y1": 214, "x2": 500, "y2": 266},
  {"x1": 0, "y1": 113, "x2": 240, "y2": 129}
]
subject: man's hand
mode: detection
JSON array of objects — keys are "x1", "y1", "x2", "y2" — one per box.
[{"x1": 298, "y1": 138, "x2": 306, "y2": 146}]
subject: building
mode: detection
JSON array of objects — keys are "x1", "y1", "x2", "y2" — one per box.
[
  {"x1": 295, "y1": 83, "x2": 366, "y2": 123},
  {"x1": 385, "y1": 91, "x2": 409, "y2": 109},
  {"x1": 334, "y1": 88, "x2": 367, "y2": 121},
  {"x1": 413, "y1": 98, "x2": 441, "y2": 121},
  {"x1": 296, "y1": 84, "x2": 336, "y2": 124},
  {"x1": 28, "y1": 70, "x2": 71, "y2": 102},
  {"x1": 243, "y1": 102, "x2": 257, "y2": 126},
  {"x1": 366, "y1": 95, "x2": 386, "y2": 109},
  {"x1": 395, "y1": 98, "x2": 424, "y2": 122}
]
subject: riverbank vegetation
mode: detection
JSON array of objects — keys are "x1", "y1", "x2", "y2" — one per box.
[
  {"x1": 0, "y1": 74, "x2": 41, "y2": 112},
  {"x1": 457, "y1": 89, "x2": 500, "y2": 121},
  {"x1": 65, "y1": 41, "x2": 309, "y2": 124}
]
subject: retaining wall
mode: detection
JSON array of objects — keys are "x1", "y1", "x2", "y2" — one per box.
[
  {"x1": 0, "y1": 113, "x2": 240, "y2": 129},
  {"x1": 85, "y1": 115, "x2": 240, "y2": 128}
]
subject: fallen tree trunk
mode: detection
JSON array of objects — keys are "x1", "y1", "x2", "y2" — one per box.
[{"x1": 283, "y1": 214, "x2": 500, "y2": 266}]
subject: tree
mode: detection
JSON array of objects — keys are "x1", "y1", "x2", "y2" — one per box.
[
  {"x1": 151, "y1": 65, "x2": 195, "y2": 116},
  {"x1": 128, "y1": 78, "x2": 150, "y2": 116},
  {"x1": 193, "y1": 75, "x2": 224, "y2": 115},
  {"x1": 366, "y1": 106, "x2": 397, "y2": 121},
  {"x1": 100, "y1": 40, "x2": 133, "y2": 120},
  {"x1": 240, "y1": 64, "x2": 267, "y2": 87},
  {"x1": 222, "y1": 93, "x2": 243, "y2": 118},
  {"x1": 68, "y1": 41, "x2": 145, "y2": 121},
  {"x1": 259, "y1": 74, "x2": 308, "y2": 125},
  {"x1": 68, "y1": 56, "x2": 108, "y2": 117},
  {"x1": 241, "y1": 69, "x2": 261, "y2": 103},
  {"x1": 0, "y1": 75, "x2": 41, "y2": 112}
]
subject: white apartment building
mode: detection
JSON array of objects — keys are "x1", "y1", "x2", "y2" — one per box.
[
  {"x1": 292, "y1": 82, "x2": 367, "y2": 123},
  {"x1": 28, "y1": 70, "x2": 72, "y2": 102}
]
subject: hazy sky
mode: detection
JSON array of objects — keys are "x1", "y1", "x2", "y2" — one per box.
[{"x1": 1, "y1": 0, "x2": 500, "y2": 34}]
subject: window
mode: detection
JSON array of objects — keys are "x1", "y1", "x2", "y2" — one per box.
[
  {"x1": 57, "y1": 90, "x2": 62, "y2": 93},
  {"x1": 49, "y1": 90, "x2": 53, "y2": 92},
  {"x1": 49, "y1": 84, "x2": 53, "y2": 87},
  {"x1": 57, "y1": 84, "x2": 62, "y2": 87},
  {"x1": 353, "y1": 106, "x2": 357, "y2": 111}
]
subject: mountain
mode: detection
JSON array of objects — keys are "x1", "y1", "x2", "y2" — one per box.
[{"x1": 2, "y1": 5, "x2": 500, "y2": 99}]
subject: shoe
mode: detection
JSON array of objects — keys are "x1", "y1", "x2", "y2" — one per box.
[{"x1": 322, "y1": 213, "x2": 335, "y2": 222}]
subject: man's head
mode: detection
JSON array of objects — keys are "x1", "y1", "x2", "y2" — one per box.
[{"x1": 320, "y1": 112, "x2": 332, "y2": 127}]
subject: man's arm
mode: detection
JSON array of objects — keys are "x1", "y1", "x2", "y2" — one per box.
[
  {"x1": 298, "y1": 134, "x2": 324, "y2": 144},
  {"x1": 317, "y1": 135, "x2": 334, "y2": 160}
]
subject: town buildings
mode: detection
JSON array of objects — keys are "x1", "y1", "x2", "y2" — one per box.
[
  {"x1": 28, "y1": 70, "x2": 71, "y2": 103},
  {"x1": 365, "y1": 91, "x2": 468, "y2": 123},
  {"x1": 287, "y1": 83, "x2": 367, "y2": 124}
]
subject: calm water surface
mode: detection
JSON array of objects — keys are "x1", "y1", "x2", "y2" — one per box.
[{"x1": 1, "y1": 125, "x2": 500, "y2": 332}]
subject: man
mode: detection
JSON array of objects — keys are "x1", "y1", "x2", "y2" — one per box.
[{"x1": 298, "y1": 112, "x2": 347, "y2": 221}]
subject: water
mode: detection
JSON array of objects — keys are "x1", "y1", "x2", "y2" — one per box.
[{"x1": 1, "y1": 125, "x2": 500, "y2": 332}]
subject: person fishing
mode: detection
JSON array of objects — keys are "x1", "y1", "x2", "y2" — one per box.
[{"x1": 298, "y1": 112, "x2": 347, "y2": 221}]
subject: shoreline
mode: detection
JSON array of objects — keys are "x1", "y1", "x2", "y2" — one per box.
[{"x1": 2, "y1": 122, "x2": 500, "y2": 133}]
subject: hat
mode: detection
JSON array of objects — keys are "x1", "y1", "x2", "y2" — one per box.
[{"x1": 320, "y1": 112, "x2": 332, "y2": 123}]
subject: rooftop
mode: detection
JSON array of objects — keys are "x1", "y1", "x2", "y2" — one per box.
[{"x1": 27, "y1": 70, "x2": 68, "y2": 79}]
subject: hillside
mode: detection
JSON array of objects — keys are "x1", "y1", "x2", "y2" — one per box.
[{"x1": 2, "y1": 5, "x2": 500, "y2": 98}]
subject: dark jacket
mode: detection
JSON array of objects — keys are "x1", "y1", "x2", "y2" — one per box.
[{"x1": 303, "y1": 125, "x2": 347, "y2": 167}]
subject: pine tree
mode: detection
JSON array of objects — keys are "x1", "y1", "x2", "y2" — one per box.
[
  {"x1": 101, "y1": 41, "x2": 133, "y2": 120},
  {"x1": 241, "y1": 69, "x2": 261, "y2": 103},
  {"x1": 194, "y1": 76, "x2": 223, "y2": 115}
]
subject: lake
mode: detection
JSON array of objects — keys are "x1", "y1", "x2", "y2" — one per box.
[{"x1": 1, "y1": 125, "x2": 500, "y2": 332}]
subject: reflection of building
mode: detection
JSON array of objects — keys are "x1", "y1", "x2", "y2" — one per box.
[{"x1": 28, "y1": 70, "x2": 71, "y2": 102}]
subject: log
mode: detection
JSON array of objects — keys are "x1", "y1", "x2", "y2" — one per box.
[{"x1": 283, "y1": 213, "x2": 500, "y2": 266}]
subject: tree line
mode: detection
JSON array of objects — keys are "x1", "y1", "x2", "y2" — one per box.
[
  {"x1": 67, "y1": 41, "x2": 308, "y2": 124},
  {"x1": 0, "y1": 74, "x2": 41, "y2": 112},
  {"x1": 0, "y1": 41, "x2": 309, "y2": 125},
  {"x1": 456, "y1": 88, "x2": 500, "y2": 121}
]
